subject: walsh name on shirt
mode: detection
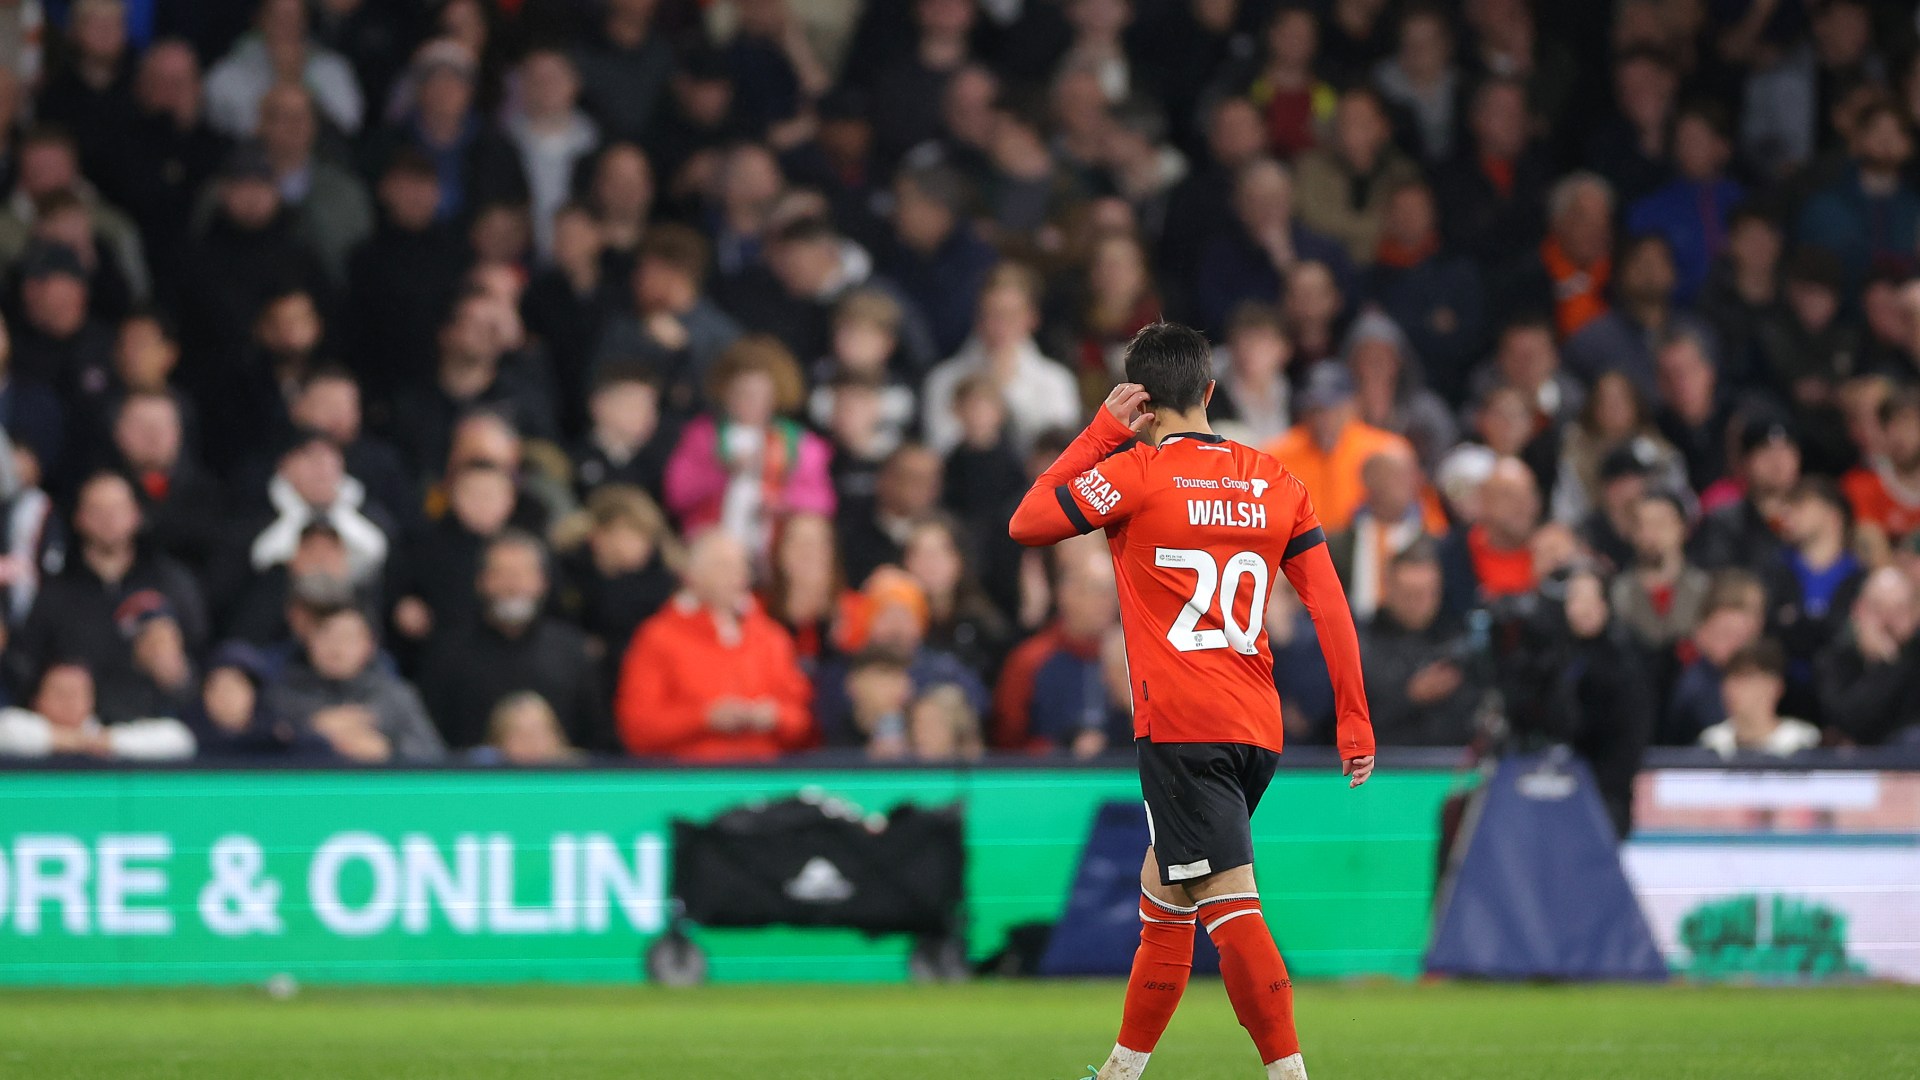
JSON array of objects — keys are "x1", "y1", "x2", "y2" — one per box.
[{"x1": 1187, "y1": 500, "x2": 1268, "y2": 529}]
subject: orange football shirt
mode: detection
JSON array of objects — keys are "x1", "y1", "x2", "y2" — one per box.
[{"x1": 1012, "y1": 408, "x2": 1375, "y2": 759}]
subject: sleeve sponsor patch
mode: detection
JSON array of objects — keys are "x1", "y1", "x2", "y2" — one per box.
[{"x1": 1074, "y1": 466, "x2": 1123, "y2": 516}]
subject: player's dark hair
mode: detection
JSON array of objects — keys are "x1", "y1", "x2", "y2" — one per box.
[{"x1": 1123, "y1": 322, "x2": 1213, "y2": 414}]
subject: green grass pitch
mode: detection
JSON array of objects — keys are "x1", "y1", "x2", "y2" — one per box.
[{"x1": 4, "y1": 981, "x2": 1916, "y2": 1079}]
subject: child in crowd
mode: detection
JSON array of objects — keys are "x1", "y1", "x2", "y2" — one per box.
[{"x1": 1699, "y1": 640, "x2": 1821, "y2": 758}]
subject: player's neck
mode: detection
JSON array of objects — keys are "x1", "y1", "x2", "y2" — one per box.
[{"x1": 1147, "y1": 408, "x2": 1214, "y2": 446}]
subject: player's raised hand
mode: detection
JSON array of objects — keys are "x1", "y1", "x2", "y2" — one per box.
[
  {"x1": 1103, "y1": 382, "x2": 1156, "y2": 434},
  {"x1": 1342, "y1": 755, "x2": 1375, "y2": 788}
]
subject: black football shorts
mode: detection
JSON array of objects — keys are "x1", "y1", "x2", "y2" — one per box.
[{"x1": 1137, "y1": 738, "x2": 1280, "y2": 886}]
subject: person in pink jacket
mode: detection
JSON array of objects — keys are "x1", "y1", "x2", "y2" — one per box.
[{"x1": 663, "y1": 335, "x2": 837, "y2": 557}]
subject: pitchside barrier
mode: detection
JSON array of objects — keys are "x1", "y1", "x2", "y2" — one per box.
[
  {"x1": 0, "y1": 749, "x2": 1459, "y2": 986},
  {"x1": 0, "y1": 750, "x2": 1912, "y2": 987}
]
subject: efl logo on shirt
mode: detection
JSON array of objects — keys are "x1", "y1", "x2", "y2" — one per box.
[{"x1": 1075, "y1": 467, "x2": 1123, "y2": 516}]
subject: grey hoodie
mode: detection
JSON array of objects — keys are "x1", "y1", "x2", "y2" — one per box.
[{"x1": 265, "y1": 660, "x2": 446, "y2": 763}]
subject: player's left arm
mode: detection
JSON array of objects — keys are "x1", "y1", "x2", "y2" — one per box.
[
  {"x1": 1009, "y1": 383, "x2": 1155, "y2": 546},
  {"x1": 1276, "y1": 476, "x2": 1377, "y2": 786}
]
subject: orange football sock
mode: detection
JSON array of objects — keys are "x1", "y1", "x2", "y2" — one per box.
[
  {"x1": 1115, "y1": 889, "x2": 1196, "y2": 1053},
  {"x1": 1200, "y1": 893, "x2": 1300, "y2": 1064}
]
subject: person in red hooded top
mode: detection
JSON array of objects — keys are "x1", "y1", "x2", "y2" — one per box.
[{"x1": 615, "y1": 528, "x2": 813, "y2": 761}]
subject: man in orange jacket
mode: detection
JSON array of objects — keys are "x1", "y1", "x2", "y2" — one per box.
[{"x1": 616, "y1": 530, "x2": 814, "y2": 760}]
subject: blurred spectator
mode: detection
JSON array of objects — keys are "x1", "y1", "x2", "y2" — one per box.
[
  {"x1": 1653, "y1": 330, "x2": 1736, "y2": 495},
  {"x1": 110, "y1": 390, "x2": 223, "y2": 577},
  {"x1": 0, "y1": 309, "x2": 69, "y2": 482},
  {"x1": 994, "y1": 547, "x2": 1116, "y2": 751},
  {"x1": 12, "y1": 472, "x2": 206, "y2": 724},
  {"x1": 255, "y1": 81, "x2": 373, "y2": 287},
  {"x1": 1208, "y1": 303, "x2": 1292, "y2": 448},
  {"x1": 1433, "y1": 77, "x2": 1549, "y2": 270},
  {"x1": 617, "y1": 528, "x2": 812, "y2": 760},
  {"x1": 1278, "y1": 259, "x2": 1347, "y2": 368},
  {"x1": 1757, "y1": 248, "x2": 1860, "y2": 432},
  {"x1": 1194, "y1": 158, "x2": 1350, "y2": 334},
  {"x1": 115, "y1": 40, "x2": 225, "y2": 285},
  {"x1": 237, "y1": 429, "x2": 393, "y2": 591},
  {"x1": 1699, "y1": 640, "x2": 1820, "y2": 758},
  {"x1": 504, "y1": 48, "x2": 599, "y2": 261},
  {"x1": 1564, "y1": 233, "x2": 1715, "y2": 398},
  {"x1": 1060, "y1": 230, "x2": 1160, "y2": 394},
  {"x1": 221, "y1": 520, "x2": 367, "y2": 649},
  {"x1": 390, "y1": 461, "x2": 516, "y2": 650},
  {"x1": 264, "y1": 605, "x2": 443, "y2": 763},
  {"x1": 1697, "y1": 206, "x2": 1783, "y2": 388},
  {"x1": 0, "y1": 127, "x2": 149, "y2": 304},
  {"x1": 570, "y1": 361, "x2": 673, "y2": 500},
  {"x1": 471, "y1": 691, "x2": 581, "y2": 766},
  {"x1": 1329, "y1": 445, "x2": 1437, "y2": 620},
  {"x1": 762, "y1": 510, "x2": 851, "y2": 666},
  {"x1": 393, "y1": 290, "x2": 557, "y2": 477},
  {"x1": 1582, "y1": 48, "x2": 1675, "y2": 208},
  {"x1": 1815, "y1": 567, "x2": 1920, "y2": 745},
  {"x1": 720, "y1": 214, "x2": 932, "y2": 369},
  {"x1": 1550, "y1": 372, "x2": 1690, "y2": 528},
  {"x1": 346, "y1": 148, "x2": 468, "y2": 401},
  {"x1": 1797, "y1": 101, "x2": 1919, "y2": 289},
  {"x1": 1466, "y1": 316, "x2": 1585, "y2": 436},
  {"x1": 1295, "y1": 87, "x2": 1421, "y2": 264},
  {"x1": 1439, "y1": 456, "x2": 1539, "y2": 615},
  {"x1": 363, "y1": 40, "x2": 524, "y2": 225},
  {"x1": 12, "y1": 240, "x2": 116, "y2": 432},
  {"x1": 0, "y1": 660, "x2": 193, "y2": 760},
  {"x1": 184, "y1": 641, "x2": 331, "y2": 760},
  {"x1": 1694, "y1": 416, "x2": 1802, "y2": 569},
  {"x1": 287, "y1": 366, "x2": 414, "y2": 529},
  {"x1": 571, "y1": 0, "x2": 674, "y2": 143},
  {"x1": 38, "y1": 0, "x2": 136, "y2": 185},
  {"x1": 1363, "y1": 179, "x2": 1485, "y2": 405},
  {"x1": 1371, "y1": 5, "x2": 1464, "y2": 166},
  {"x1": 1159, "y1": 96, "x2": 1265, "y2": 319},
  {"x1": 1500, "y1": 170, "x2": 1612, "y2": 338},
  {"x1": 881, "y1": 164, "x2": 998, "y2": 361},
  {"x1": 922, "y1": 262, "x2": 1078, "y2": 456},
  {"x1": 1519, "y1": 567, "x2": 1653, "y2": 838},
  {"x1": 1265, "y1": 363, "x2": 1416, "y2": 533},
  {"x1": 205, "y1": 0, "x2": 363, "y2": 138},
  {"x1": 1611, "y1": 492, "x2": 1709, "y2": 654},
  {"x1": 818, "y1": 566, "x2": 986, "y2": 746},
  {"x1": 663, "y1": 334, "x2": 835, "y2": 555},
  {"x1": 707, "y1": 142, "x2": 783, "y2": 278},
  {"x1": 1224, "y1": 6, "x2": 1332, "y2": 161},
  {"x1": 524, "y1": 204, "x2": 617, "y2": 435},
  {"x1": 593, "y1": 222, "x2": 743, "y2": 415},
  {"x1": 1343, "y1": 309, "x2": 1456, "y2": 469},
  {"x1": 418, "y1": 531, "x2": 606, "y2": 752},
  {"x1": 1768, "y1": 478, "x2": 1866, "y2": 681},
  {"x1": 1667, "y1": 570, "x2": 1769, "y2": 745},
  {"x1": 1625, "y1": 103, "x2": 1743, "y2": 302},
  {"x1": 1842, "y1": 388, "x2": 1920, "y2": 549},
  {"x1": 1361, "y1": 541, "x2": 1481, "y2": 745},
  {"x1": 807, "y1": 289, "x2": 915, "y2": 442},
  {"x1": 555, "y1": 485, "x2": 680, "y2": 684},
  {"x1": 902, "y1": 514, "x2": 1011, "y2": 679}
]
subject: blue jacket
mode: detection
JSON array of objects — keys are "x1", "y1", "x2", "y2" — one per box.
[
  {"x1": 1797, "y1": 166, "x2": 1920, "y2": 287},
  {"x1": 1027, "y1": 649, "x2": 1129, "y2": 746},
  {"x1": 1193, "y1": 221, "x2": 1354, "y2": 336},
  {"x1": 1627, "y1": 177, "x2": 1744, "y2": 303},
  {"x1": 881, "y1": 227, "x2": 1000, "y2": 356}
]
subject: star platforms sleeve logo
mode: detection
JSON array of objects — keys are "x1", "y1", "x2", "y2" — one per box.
[{"x1": 1074, "y1": 467, "x2": 1122, "y2": 516}]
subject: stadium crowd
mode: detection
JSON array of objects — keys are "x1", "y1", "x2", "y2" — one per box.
[{"x1": 0, "y1": 0, "x2": 1915, "y2": 795}]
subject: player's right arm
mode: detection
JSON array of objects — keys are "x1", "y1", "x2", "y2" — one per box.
[{"x1": 1009, "y1": 383, "x2": 1155, "y2": 547}]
